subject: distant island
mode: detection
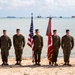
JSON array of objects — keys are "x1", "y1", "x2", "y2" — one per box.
[
  {"x1": 0, "y1": 16, "x2": 74, "y2": 18},
  {"x1": 37, "y1": 15, "x2": 42, "y2": 18},
  {"x1": 72, "y1": 16, "x2": 75, "y2": 18},
  {"x1": 6, "y1": 16, "x2": 27, "y2": 18},
  {"x1": 7, "y1": 16, "x2": 16, "y2": 18}
]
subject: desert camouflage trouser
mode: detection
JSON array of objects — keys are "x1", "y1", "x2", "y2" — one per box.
[
  {"x1": 1, "y1": 49, "x2": 9, "y2": 63},
  {"x1": 15, "y1": 47, "x2": 23, "y2": 61},
  {"x1": 52, "y1": 48, "x2": 59, "y2": 63},
  {"x1": 34, "y1": 47, "x2": 42, "y2": 63},
  {"x1": 63, "y1": 47, "x2": 71, "y2": 63}
]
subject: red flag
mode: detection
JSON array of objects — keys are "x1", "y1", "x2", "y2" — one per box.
[{"x1": 46, "y1": 17, "x2": 53, "y2": 64}]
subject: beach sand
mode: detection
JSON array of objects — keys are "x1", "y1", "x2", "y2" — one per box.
[{"x1": 0, "y1": 58, "x2": 75, "y2": 75}]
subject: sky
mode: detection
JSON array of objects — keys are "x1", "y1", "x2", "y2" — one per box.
[{"x1": 0, "y1": 0, "x2": 75, "y2": 17}]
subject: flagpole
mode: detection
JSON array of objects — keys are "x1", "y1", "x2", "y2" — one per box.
[
  {"x1": 31, "y1": 13, "x2": 35, "y2": 63},
  {"x1": 31, "y1": 13, "x2": 33, "y2": 18}
]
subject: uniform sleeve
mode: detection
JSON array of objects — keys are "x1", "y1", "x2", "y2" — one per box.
[
  {"x1": 33, "y1": 36, "x2": 35, "y2": 40},
  {"x1": 41, "y1": 36, "x2": 43, "y2": 47},
  {"x1": 71, "y1": 37, "x2": 74, "y2": 49},
  {"x1": 33, "y1": 36, "x2": 35, "y2": 46},
  {"x1": 22, "y1": 36, "x2": 25, "y2": 47},
  {"x1": 8, "y1": 37, "x2": 12, "y2": 49},
  {"x1": 58, "y1": 36, "x2": 60, "y2": 48},
  {"x1": 13, "y1": 36, "x2": 15, "y2": 47},
  {"x1": 0, "y1": 38, "x2": 1, "y2": 48},
  {"x1": 61, "y1": 37, "x2": 64, "y2": 49}
]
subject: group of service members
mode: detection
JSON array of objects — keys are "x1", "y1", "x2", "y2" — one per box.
[
  {"x1": 0, "y1": 29, "x2": 25, "y2": 66},
  {"x1": 51, "y1": 29, "x2": 74, "y2": 66},
  {"x1": 0, "y1": 29, "x2": 74, "y2": 66}
]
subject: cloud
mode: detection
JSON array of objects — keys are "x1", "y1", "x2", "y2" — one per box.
[
  {"x1": 0, "y1": 0, "x2": 35, "y2": 9},
  {"x1": 0, "y1": 0, "x2": 75, "y2": 10},
  {"x1": 0, "y1": 0, "x2": 75, "y2": 17},
  {"x1": 44, "y1": 0, "x2": 75, "y2": 10}
]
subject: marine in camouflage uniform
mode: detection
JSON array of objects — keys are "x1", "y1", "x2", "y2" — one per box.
[
  {"x1": 33, "y1": 29, "x2": 43, "y2": 66},
  {"x1": 52, "y1": 30, "x2": 60, "y2": 66},
  {"x1": 61, "y1": 30, "x2": 74, "y2": 66},
  {"x1": 0, "y1": 30, "x2": 12, "y2": 65},
  {"x1": 13, "y1": 29, "x2": 25, "y2": 65}
]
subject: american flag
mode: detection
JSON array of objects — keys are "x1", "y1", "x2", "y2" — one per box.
[{"x1": 27, "y1": 13, "x2": 34, "y2": 63}]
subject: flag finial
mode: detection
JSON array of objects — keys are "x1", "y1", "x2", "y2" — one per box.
[
  {"x1": 31, "y1": 13, "x2": 33, "y2": 16},
  {"x1": 50, "y1": 15, "x2": 52, "y2": 19}
]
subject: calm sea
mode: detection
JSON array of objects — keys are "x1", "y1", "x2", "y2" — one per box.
[{"x1": 0, "y1": 18, "x2": 75, "y2": 58}]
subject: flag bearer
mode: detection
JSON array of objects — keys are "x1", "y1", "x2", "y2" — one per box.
[
  {"x1": 52, "y1": 30, "x2": 60, "y2": 66},
  {"x1": 33, "y1": 29, "x2": 43, "y2": 66}
]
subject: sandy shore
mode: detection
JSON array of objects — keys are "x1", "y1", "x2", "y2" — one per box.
[{"x1": 0, "y1": 58, "x2": 75, "y2": 75}]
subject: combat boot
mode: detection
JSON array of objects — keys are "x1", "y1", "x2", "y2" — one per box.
[
  {"x1": 37, "y1": 62, "x2": 41, "y2": 66},
  {"x1": 18, "y1": 61, "x2": 21, "y2": 65},
  {"x1": 63, "y1": 62, "x2": 67, "y2": 66},
  {"x1": 67, "y1": 62, "x2": 72, "y2": 66},
  {"x1": 34, "y1": 62, "x2": 37, "y2": 66},
  {"x1": 1, "y1": 62, "x2": 5, "y2": 66},
  {"x1": 15, "y1": 61, "x2": 18, "y2": 65},
  {"x1": 55, "y1": 62, "x2": 58, "y2": 66},
  {"x1": 5, "y1": 62, "x2": 9, "y2": 65}
]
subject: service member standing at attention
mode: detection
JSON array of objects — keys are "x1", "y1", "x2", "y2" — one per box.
[
  {"x1": 0, "y1": 30, "x2": 12, "y2": 66},
  {"x1": 33, "y1": 29, "x2": 43, "y2": 66},
  {"x1": 13, "y1": 29, "x2": 25, "y2": 65},
  {"x1": 61, "y1": 30, "x2": 74, "y2": 66},
  {"x1": 52, "y1": 30, "x2": 60, "y2": 66}
]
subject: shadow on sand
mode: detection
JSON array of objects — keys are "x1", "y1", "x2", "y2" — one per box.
[{"x1": 0, "y1": 64, "x2": 74, "y2": 69}]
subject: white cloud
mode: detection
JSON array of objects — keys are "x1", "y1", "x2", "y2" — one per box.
[
  {"x1": 44, "y1": 0, "x2": 75, "y2": 9},
  {"x1": 0, "y1": 0, "x2": 75, "y2": 13},
  {"x1": 0, "y1": 0, "x2": 35, "y2": 9}
]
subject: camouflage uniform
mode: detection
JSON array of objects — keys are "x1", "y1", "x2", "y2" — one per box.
[
  {"x1": 61, "y1": 35, "x2": 74, "y2": 64},
  {"x1": 13, "y1": 34, "x2": 25, "y2": 62},
  {"x1": 33, "y1": 35, "x2": 43, "y2": 64},
  {"x1": 0, "y1": 35, "x2": 12, "y2": 64},
  {"x1": 52, "y1": 35, "x2": 60, "y2": 64}
]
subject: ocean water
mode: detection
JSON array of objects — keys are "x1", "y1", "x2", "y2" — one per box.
[{"x1": 0, "y1": 18, "x2": 75, "y2": 58}]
